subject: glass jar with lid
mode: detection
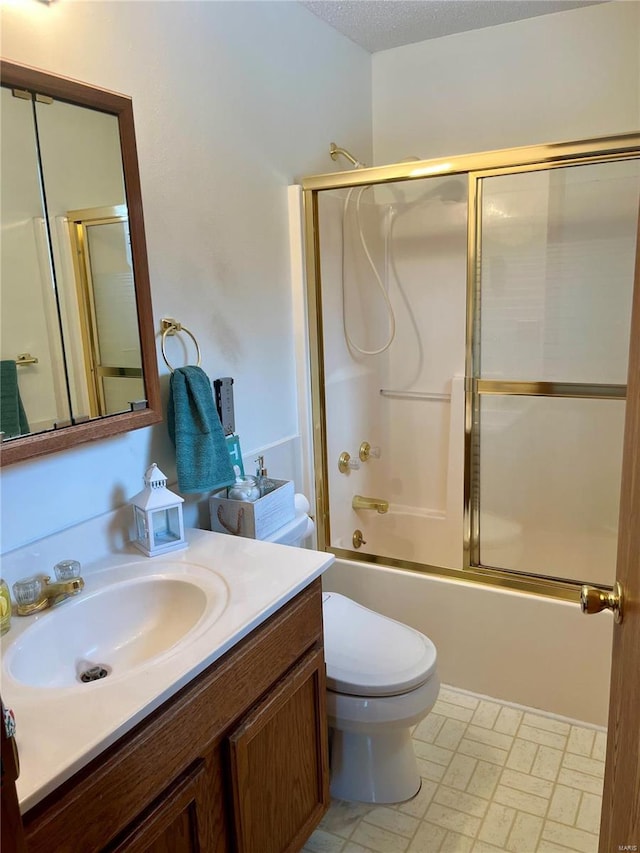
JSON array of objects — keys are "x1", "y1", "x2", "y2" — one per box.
[{"x1": 228, "y1": 475, "x2": 261, "y2": 502}]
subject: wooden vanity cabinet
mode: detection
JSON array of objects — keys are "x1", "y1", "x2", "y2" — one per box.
[{"x1": 20, "y1": 578, "x2": 329, "y2": 853}]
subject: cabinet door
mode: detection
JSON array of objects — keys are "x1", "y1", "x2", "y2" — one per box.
[
  {"x1": 228, "y1": 647, "x2": 329, "y2": 853},
  {"x1": 107, "y1": 760, "x2": 216, "y2": 853}
]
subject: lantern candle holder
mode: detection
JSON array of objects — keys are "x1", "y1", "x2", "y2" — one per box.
[{"x1": 130, "y1": 463, "x2": 187, "y2": 557}]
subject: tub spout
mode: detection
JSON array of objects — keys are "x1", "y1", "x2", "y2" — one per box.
[{"x1": 352, "y1": 495, "x2": 389, "y2": 514}]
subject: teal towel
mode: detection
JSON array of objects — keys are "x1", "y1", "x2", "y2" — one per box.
[
  {"x1": 167, "y1": 366, "x2": 235, "y2": 494},
  {"x1": 0, "y1": 360, "x2": 29, "y2": 438}
]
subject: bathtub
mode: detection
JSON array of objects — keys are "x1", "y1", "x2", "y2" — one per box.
[
  {"x1": 322, "y1": 556, "x2": 613, "y2": 727},
  {"x1": 334, "y1": 505, "x2": 463, "y2": 570}
]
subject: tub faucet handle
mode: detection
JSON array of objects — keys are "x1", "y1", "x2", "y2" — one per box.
[
  {"x1": 352, "y1": 529, "x2": 367, "y2": 548},
  {"x1": 359, "y1": 442, "x2": 381, "y2": 462},
  {"x1": 338, "y1": 452, "x2": 360, "y2": 473}
]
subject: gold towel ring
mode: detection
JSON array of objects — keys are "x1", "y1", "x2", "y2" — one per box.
[{"x1": 160, "y1": 318, "x2": 202, "y2": 372}]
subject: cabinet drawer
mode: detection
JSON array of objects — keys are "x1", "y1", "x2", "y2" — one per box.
[{"x1": 107, "y1": 760, "x2": 211, "y2": 853}]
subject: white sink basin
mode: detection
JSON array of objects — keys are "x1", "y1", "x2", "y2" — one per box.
[{"x1": 4, "y1": 563, "x2": 229, "y2": 689}]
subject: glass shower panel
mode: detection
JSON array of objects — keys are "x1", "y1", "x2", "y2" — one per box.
[
  {"x1": 480, "y1": 159, "x2": 639, "y2": 384},
  {"x1": 475, "y1": 156, "x2": 640, "y2": 586},
  {"x1": 479, "y1": 395, "x2": 626, "y2": 585},
  {"x1": 316, "y1": 176, "x2": 468, "y2": 570}
]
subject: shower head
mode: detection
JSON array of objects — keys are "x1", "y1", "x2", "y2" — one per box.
[
  {"x1": 328, "y1": 146, "x2": 465, "y2": 206},
  {"x1": 330, "y1": 142, "x2": 366, "y2": 169}
]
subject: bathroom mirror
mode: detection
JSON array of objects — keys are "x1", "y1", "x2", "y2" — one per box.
[{"x1": 0, "y1": 60, "x2": 161, "y2": 466}]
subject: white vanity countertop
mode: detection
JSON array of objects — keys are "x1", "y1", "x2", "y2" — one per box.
[{"x1": 1, "y1": 528, "x2": 334, "y2": 812}]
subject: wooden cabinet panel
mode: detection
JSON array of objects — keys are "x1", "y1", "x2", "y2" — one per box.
[
  {"x1": 107, "y1": 761, "x2": 212, "y2": 853},
  {"x1": 229, "y1": 648, "x2": 329, "y2": 853}
]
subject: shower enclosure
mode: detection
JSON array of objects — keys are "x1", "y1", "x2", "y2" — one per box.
[{"x1": 302, "y1": 134, "x2": 640, "y2": 600}]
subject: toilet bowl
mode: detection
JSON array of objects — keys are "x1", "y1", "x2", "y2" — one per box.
[
  {"x1": 322, "y1": 592, "x2": 440, "y2": 804},
  {"x1": 264, "y1": 512, "x2": 439, "y2": 803}
]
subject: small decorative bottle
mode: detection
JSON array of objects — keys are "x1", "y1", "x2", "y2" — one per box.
[
  {"x1": 255, "y1": 456, "x2": 268, "y2": 496},
  {"x1": 0, "y1": 579, "x2": 12, "y2": 636}
]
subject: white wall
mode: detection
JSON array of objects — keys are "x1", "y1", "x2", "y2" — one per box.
[
  {"x1": 373, "y1": 1, "x2": 639, "y2": 164},
  {"x1": 0, "y1": 0, "x2": 371, "y2": 552}
]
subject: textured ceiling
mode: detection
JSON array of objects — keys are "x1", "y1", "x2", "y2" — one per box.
[{"x1": 300, "y1": 0, "x2": 606, "y2": 53}]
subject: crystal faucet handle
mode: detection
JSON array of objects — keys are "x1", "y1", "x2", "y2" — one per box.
[
  {"x1": 12, "y1": 574, "x2": 48, "y2": 608},
  {"x1": 54, "y1": 560, "x2": 81, "y2": 581}
]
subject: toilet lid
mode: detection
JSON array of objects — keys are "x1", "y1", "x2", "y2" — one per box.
[{"x1": 322, "y1": 592, "x2": 437, "y2": 697}]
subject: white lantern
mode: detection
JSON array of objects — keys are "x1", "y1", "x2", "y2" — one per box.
[{"x1": 130, "y1": 463, "x2": 186, "y2": 557}]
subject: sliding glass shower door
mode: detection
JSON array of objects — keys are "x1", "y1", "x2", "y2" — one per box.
[
  {"x1": 470, "y1": 157, "x2": 640, "y2": 587},
  {"x1": 304, "y1": 135, "x2": 640, "y2": 596},
  {"x1": 314, "y1": 175, "x2": 469, "y2": 571}
]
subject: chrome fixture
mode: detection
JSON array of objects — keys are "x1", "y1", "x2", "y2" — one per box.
[
  {"x1": 359, "y1": 442, "x2": 381, "y2": 462},
  {"x1": 352, "y1": 529, "x2": 367, "y2": 549},
  {"x1": 79, "y1": 664, "x2": 111, "y2": 683},
  {"x1": 352, "y1": 495, "x2": 389, "y2": 514},
  {"x1": 580, "y1": 582, "x2": 624, "y2": 624},
  {"x1": 330, "y1": 142, "x2": 365, "y2": 169},
  {"x1": 338, "y1": 451, "x2": 360, "y2": 474},
  {"x1": 13, "y1": 560, "x2": 84, "y2": 616}
]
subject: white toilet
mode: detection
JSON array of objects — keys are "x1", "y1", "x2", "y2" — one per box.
[
  {"x1": 322, "y1": 592, "x2": 440, "y2": 804},
  {"x1": 264, "y1": 504, "x2": 439, "y2": 803}
]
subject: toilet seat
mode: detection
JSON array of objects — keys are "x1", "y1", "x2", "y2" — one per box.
[
  {"x1": 322, "y1": 592, "x2": 437, "y2": 697},
  {"x1": 326, "y1": 672, "x2": 441, "y2": 730}
]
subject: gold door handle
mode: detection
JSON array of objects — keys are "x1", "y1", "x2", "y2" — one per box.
[{"x1": 580, "y1": 582, "x2": 623, "y2": 624}]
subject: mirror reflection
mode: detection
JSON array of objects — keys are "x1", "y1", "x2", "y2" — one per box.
[
  {"x1": 0, "y1": 84, "x2": 143, "y2": 439},
  {"x1": 0, "y1": 60, "x2": 159, "y2": 466}
]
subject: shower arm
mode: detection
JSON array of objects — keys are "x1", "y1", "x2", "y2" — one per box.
[
  {"x1": 329, "y1": 145, "x2": 420, "y2": 171},
  {"x1": 330, "y1": 142, "x2": 366, "y2": 169}
]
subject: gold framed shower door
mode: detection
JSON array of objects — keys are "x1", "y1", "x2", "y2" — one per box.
[{"x1": 301, "y1": 132, "x2": 640, "y2": 602}]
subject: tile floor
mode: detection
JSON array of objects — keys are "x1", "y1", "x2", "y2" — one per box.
[{"x1": 304, "y1": 686, "x2": 606, "y2": 853}]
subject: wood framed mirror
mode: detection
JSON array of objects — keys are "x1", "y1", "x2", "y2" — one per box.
[{"x1": 0, "y1": 60, "x2": 161, "y2": 466}]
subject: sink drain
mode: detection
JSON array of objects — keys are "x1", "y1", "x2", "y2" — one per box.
[{"x1": 79, "y1": 664, "x2": 111, "y2": 683}]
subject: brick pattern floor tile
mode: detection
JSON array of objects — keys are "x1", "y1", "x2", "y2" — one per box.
[{"x1": 304, "y1": 686, "x2": 605, "y2": 853}]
